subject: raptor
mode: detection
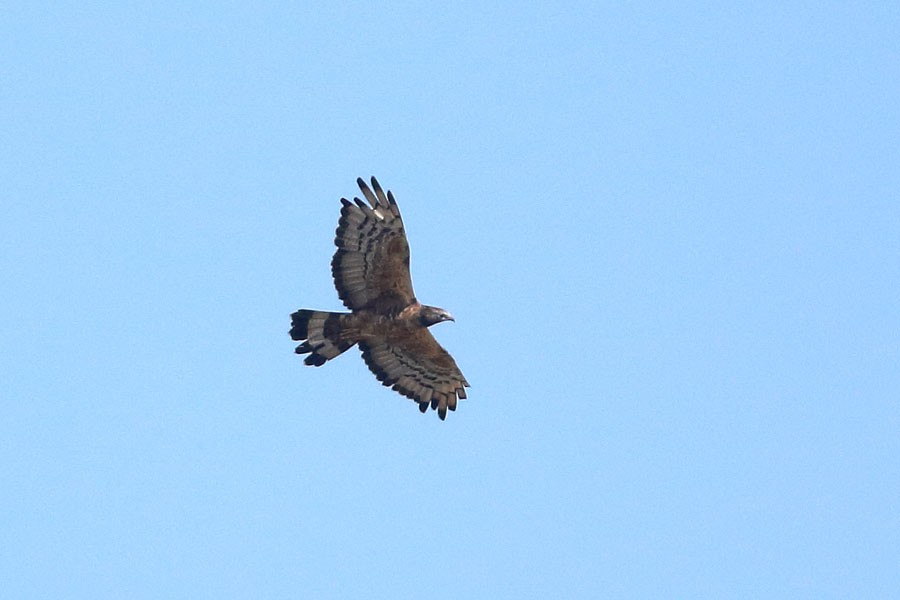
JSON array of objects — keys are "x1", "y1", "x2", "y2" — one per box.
[{"x1": 290, "y1": 177, "x2": 469, "y2": 419}]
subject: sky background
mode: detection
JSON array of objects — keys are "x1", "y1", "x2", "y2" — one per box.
[{"x1": 2, "y1": 2, "x2": 899, "y2": 598}]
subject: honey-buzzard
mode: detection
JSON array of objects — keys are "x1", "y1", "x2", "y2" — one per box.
[{"x1": 290, "y1": 177, "x2": 469, "y2": 419}]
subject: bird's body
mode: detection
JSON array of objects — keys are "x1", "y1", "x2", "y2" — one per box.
[{"x1": 290, "y1": 177, "x2": 469, "y2": 419}]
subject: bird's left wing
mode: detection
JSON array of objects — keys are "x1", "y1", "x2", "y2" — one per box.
[{"x1": 359, "y1": 328, "x2": 469, "y2": 420}]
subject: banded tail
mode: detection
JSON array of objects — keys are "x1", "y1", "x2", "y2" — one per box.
[{"x1": 290, "y1": 310, "x2": 357, "y2": 366}]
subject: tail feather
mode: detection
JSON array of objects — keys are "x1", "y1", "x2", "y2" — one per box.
[{"x1": 290, "y1": 310, "x2": 357, "y2": 366}]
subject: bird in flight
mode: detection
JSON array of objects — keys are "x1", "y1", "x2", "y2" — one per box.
[{"x1": 290, "y1": 177, "x2": 469, "y2": 420}]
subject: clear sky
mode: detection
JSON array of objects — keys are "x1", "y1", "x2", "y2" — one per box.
[{"x1": 3, "y1": 2, "x2": 899, "y2": 598}]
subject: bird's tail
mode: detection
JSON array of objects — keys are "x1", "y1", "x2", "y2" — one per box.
[{"x1": 290, "y1": 310, "x2": 358, "y2": 366}]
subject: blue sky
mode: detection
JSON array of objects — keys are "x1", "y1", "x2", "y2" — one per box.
[{"x1": 3, "y1": 2, "x2": 899, "y2": 598}]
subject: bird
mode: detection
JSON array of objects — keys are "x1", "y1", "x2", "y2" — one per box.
[{"x1": 290, "y1": 177, "x2": 469, "y2": 420}]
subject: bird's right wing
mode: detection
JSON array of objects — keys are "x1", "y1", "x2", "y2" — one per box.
[{"x1": 331, "y1": 177, "x2": 416, "y2": 316}]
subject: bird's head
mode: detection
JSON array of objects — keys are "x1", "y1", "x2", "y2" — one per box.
[{"x1": 419, "y1": 305, "x2": 455, "y2": 327}]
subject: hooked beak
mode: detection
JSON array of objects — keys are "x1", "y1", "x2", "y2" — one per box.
[{"x1": 445, "y1": 312, "x2": 455, "y2": 322}]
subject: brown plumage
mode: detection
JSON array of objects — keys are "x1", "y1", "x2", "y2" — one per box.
[{"x1": 290, "y1": 177, "x2": 469, "y2": 420}]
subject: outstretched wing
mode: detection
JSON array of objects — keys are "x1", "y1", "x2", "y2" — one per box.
[
  {"x1": 359, "y1": 328, "x2": 470, "y2": 420},
  {"x1": 332, "y1": 177, "x2": 416, "y2": 316}
]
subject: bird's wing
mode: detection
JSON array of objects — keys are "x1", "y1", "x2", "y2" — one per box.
[
  {"x1": 331, "y1": 177, "x2": 415, "y2": 316},
  {"x1": 359, "y1": 328, "x2": 469, "y2": 420}
]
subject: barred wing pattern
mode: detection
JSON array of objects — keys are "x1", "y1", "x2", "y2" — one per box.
[
  {"x1": 292, "y1": 176, "x2": 470, "y2": 420},
  {"x1": 359, "y1": 328, "x2": 470, "y2": 420},
  {"x1": 331, "y1": 177, "x2": 416, "y2": 316}
]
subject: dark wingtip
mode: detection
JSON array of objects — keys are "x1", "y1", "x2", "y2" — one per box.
[{"x1": 356, "y1": 176, "x2": 366, "y2": 188}]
